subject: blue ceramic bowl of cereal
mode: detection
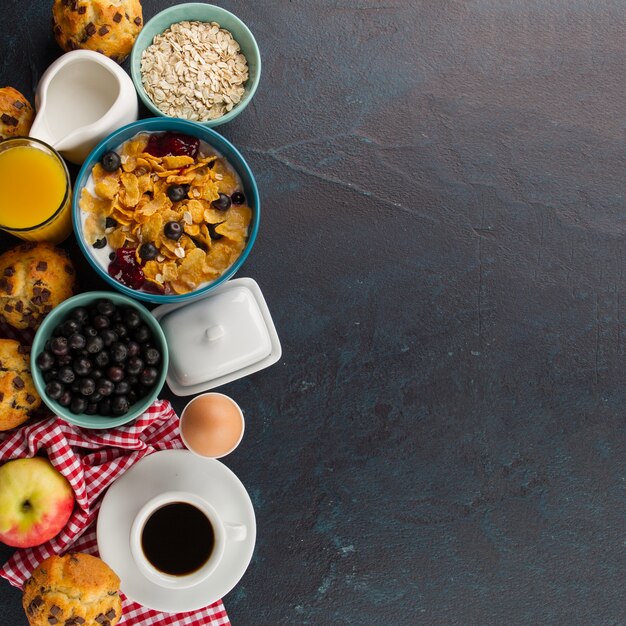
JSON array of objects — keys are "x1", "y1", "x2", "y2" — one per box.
[
  {"x1": 72, "y1": 117, "x2": 260, "y2": 304},
  {"x1": 130, "y1": 3, "x2": 261, "y2": 127}
]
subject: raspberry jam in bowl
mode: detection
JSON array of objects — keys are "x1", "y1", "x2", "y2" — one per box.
[{"x1": 72, "y1": 118, "x2": 260, "y2": 304}]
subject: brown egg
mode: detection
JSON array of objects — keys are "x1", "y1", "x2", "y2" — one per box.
[{"x1": 180, "y1": 393, "x2": 245, "y2": 458}]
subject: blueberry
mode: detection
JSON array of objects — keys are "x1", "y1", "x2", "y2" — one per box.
[
  {"x1": 92, "y1": 238, "x2": 107, "y2": 249},
  {"x1": 45, "y1": 381, "x2": 64, "y2": 400},
  {"x1": 163, "y1": 221, "x2": 183, "y2": 241},
  {"x1": 84, "y1": 403, "x2": 99, "y2": 415},
  {"x1": 86, "y1": 336, "x2": 104, "y2": 354},
  {"x1": 133, "y1": 325, "x2": 151, "y2": 343},
  {"x1": 111, "y1": 395, "x2": 129, "y2": 416},
  {"x1": 36, "y1": 351, "x2": 55, "y2": 372},
  {"x1": 92, "y1": 314, "x2": 110, "y2": 330},
  {"x1": 126, "y1": 340, "x2": 141, "y2": 357},
  {"x1": 138, "y1": 242, "x2": 158, "y2": 261},
  {"x1": 61, "y1": 319, "x2": 80, "y2": 336},
  {"x1": 57, "y1": 367, "x2": 75, "y2": 384},
  {"x1": 97, "y1": 379, "x2": 115, "y2": 397},
  {"x1": 101, "y1": 151, "x2": 121, "y2": 172},
  {"x1": 127, "y1": 390, "x2": 138, "y2": 405},
  {"x1": 123, "y1": 309, "x2": 141, "y2": 329},
  {"x1": 212, "y1": 192, "x2": 232, "y2": 211},
  {"x1": 68, "y1": 333, "x2": 86, "y2": 351},
  {"x1": 107, "y1": 366, "x2": 125, "y2": 383},
  {"x1": 125, "y1": 356, "x2": 144, "y2": 376},
  {"x1": 70, "y1": 397, "x2": 87, "y2": 414},
  {"x1": 71, "y1": 307, "x2": 90, "y2": 324},
  {"x1": 166, "y1": 184, "x2": 188, "y2": 202},
  {"x1": 96, "y1": 299, "x2": 116, "y2": 316},
  {"x1": 90, "y1": 392, "x2": 103, "y2": 403},
  {"x1": 73, "y1": 356, "x2": 92, "y2": 376},
  {"x1": 98, "y1": 398, "x2": 112, "y2": 415},
  {"x1": 43, "y1": 369, "x2": 58, "y2": 383},
  {"x1": 113, "y1": 324, "x2": 128, "y2": 339},
  {"x1": 115, "y1": 381, "x2": 131, "y2": 395},
  {"x1": 94, "y1": 351, "x2": 110, "y2": 368},
  {"x1": 231, "y1": 191, "x2": 245, "y2": 205},
  {"x1": 127, "y1": 375, "x2": 139, "y2": 387},
  {"x1": 84, "y1": 326, "x2": 98, "y2": 338},
  {"x1": 139, "y1": 367, "x2": 159, "y2": 387},
  {"x1": 91, "y1": 369, "x2": 103, "y2": 380},
  {"x1": 57, "y1": 354, "x2": 72, "y2": 366},
  {"x1": 105, "y1": 217, "x2": 117, "y2": 229},
  {"x1": 110, "y1": 342, "x2": 128, "y2": 363},
  {"x1": 79, "y1": 377, "x2": 96, "y2": 397},
  {"x1": 50, "y1": 336, "x2": 69, "y2": 356},
  {"x1": 58, "y1": 391, "x2": 72, "y2": 407},
  {"x1": 143, "y1": 347, "x2": 161, "y2": 366},
  {"x1": 101, "y1": 329, "x2": 118, "y2": 347}
]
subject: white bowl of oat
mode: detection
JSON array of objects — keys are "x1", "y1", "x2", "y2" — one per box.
[{"x1": 130, "y1": 3, "x2": 260, "y2": 127}]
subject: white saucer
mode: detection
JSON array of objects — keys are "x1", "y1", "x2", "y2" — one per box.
[{"x1": 96, "y1": 449, "x2": 256, "y2": 613}]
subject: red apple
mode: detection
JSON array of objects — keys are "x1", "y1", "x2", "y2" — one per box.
[{"x1": 0, "y1": 457, "x2": 75, "y2": 548}]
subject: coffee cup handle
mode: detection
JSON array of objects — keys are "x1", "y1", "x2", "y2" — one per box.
[{"x1": 224, "y1": 522, "x2": 247, "y2": 542}]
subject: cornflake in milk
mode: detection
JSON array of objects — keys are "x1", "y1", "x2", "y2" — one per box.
[{"x1": 79, "y1": 132, "x2": 251, "y2": 295}]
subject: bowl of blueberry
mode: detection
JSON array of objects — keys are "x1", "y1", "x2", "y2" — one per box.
[
  {"x1": 31, "y1": 292, "x2": 168, "y2": 428},
  {"x1": 72, "y1": 117, "x2": 260, "y2": 304}
]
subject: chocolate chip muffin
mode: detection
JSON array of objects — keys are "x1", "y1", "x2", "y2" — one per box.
[
  {"x1": 23, "y1": 553, "x2": 122, "y2": 626},
  {"x1": 0, "y1": 86, "x2": 34, "y2": 139},
  {"x1": 52, "y1": 0, "x2": 143, "y2": 63},
  {"x1": 0, "y1": 242, "x2": 76, "y2": 331},
  {"x1": 0, "y1": 339, "x2": 40, "y2": 430}
]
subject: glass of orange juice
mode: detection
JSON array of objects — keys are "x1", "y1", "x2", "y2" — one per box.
[{"x1": 0, "y1": 137, "x2": 72, "y2": 243}]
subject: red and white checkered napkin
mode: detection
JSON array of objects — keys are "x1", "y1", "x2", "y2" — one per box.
[{"x1": 0, "y1": 399, "x2": 230, "y2": 626}]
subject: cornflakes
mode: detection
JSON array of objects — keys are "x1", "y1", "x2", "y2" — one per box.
[{"x1": 79, "y1": 132, "x2": 253, "y2": 295}]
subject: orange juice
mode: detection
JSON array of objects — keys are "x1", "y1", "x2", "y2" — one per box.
[{"x1": 0, "y1": 139, "x2": 72, "y2": 243}]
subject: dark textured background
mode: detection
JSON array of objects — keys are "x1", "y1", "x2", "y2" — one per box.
[{"x1": 1, "y1": 1, "x2": 626, "y2": 624}]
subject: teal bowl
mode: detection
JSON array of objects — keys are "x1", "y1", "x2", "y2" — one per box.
[
  {"x1": 130, "y1": 3, "x2": 261, "y2": 127},
  {"x1": 72, "y1": 117, "x2": 260, "y2": 304},
  {"x1": 31, "y1": 292, "x2": 169, "y2": 429}
]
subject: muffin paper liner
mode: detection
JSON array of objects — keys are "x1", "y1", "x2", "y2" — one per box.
[{"x1": 0, "y1": 399, "x2": 230, "y2": 625}]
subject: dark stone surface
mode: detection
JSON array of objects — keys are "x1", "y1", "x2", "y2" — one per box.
[{"x1": 1, "y1": 0, "x2": 625, "y2": 624}]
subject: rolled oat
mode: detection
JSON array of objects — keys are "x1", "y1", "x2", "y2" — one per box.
[{"x1": 140, "y1": 20, "x2": 249, "y2": 121}]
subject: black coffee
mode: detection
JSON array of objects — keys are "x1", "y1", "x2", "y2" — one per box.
[{"x1": 141, "y1": 502, "x2": 214, "y2": 576}]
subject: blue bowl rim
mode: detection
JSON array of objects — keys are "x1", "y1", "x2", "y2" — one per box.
[
  {"x1": 129, "y1": 2, "x2": 262, "y2": 127},
  {"x1": 31, "y1": 291, "x2": 169, "y2": 429},
  {"x1": 72, "y1": 117, "x2": 260, "y2": 304}
]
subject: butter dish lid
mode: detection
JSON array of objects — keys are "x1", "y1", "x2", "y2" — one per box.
[{"x1": 151, "y1": 277, "x2": 281, "y2": 396}]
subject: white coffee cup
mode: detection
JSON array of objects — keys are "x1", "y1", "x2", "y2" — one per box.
[{"x1": 130, "y1": 491, "x2": 246, "y2": 589}]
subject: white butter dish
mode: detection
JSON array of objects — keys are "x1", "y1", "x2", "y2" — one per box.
[{"x1": 151, "y1": 278, "x2": 281, "y2": 396}]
